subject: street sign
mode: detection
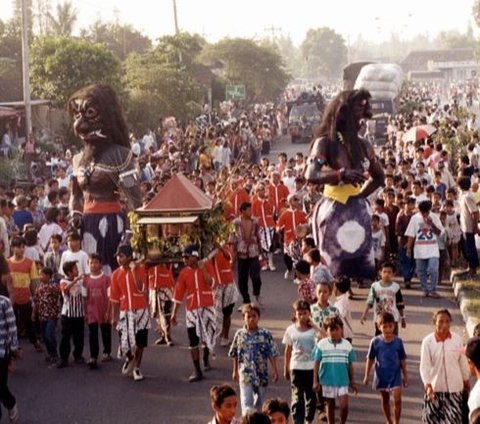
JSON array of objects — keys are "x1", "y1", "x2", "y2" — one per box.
[{"x1": 225, "y1": 84, "x2": 246, "y2": 100}]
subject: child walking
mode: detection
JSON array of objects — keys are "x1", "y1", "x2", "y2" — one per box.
[
  {"x1": 293, "y1": 260, "x2": 316, "y2": 305},
  {"x1": 333, "y1": 276, "x2": 354, "y2": 343},
  {"x1": 363, "y1": 312, "x2": 408, "y2": 424},
  {"x1": 8, "y1": 235, "x2": 42, "y2": 352},
  {"x1": 310, "y1": 282, "x2": 339, "y2": 337},
  {"x1": 33, "y1": 267, "x2": 60, "y2": 363},
  {"x1": 228, "y1": 303, "x2": 279, "y2": 415},
  {"x1": 360, "y1": 261, "x2": 406, "y2": 336},
  {"x1": 283, "y1": 300, "x2": 317, "y2": 424},
  {"x1": 83, "y1": 253, "x2": 112, "y2": 369},
  {"x1": 58, "y1": 261, "x2": 86, "y2": 367},
  {"x1": 312, "y1": 316, "x2": 358, "y2": 424}
]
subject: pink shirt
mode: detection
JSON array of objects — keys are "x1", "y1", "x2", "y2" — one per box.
[{"x1": 84, "y1": 273, "x2": 110, "y2": 324}]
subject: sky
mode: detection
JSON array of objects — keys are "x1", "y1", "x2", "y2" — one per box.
[{"x1": 1, "y1": 0, "x2": 478, "y2": 45}]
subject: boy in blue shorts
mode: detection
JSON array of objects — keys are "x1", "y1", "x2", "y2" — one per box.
[
  {"x1": 363, "y1": 312, "x2": 408, "y2": 424},
  {"x1": 312, "y1": 316, "x2": 357, "y2": 424}
]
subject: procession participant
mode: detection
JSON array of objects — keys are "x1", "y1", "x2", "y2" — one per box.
[
  {"x1": 226, "y1": 178, "x2": 251, "y2": 220},
  {"x1": 251, "y1": 183, "x2": 276, "y2": 271},
  {"x1": 305, "y1": 89, "x2": 385, "y2": 282},
  {"x1": 171, "y1": 244, "x2": 217, "y2": 383},
  {"x1": 109, "y1": 245, "x2": 150, "y2": 382},
  {"x1": 276, "y1": 195, "x2": 308, "y2": 280},
  {"x1": 231, "y1": 202, "x2": 264, "y2": 307},
  {"x1": 147, "y1": 261, "x2": 175, "y2": 346},
  {"x1": 268, "y1": 171, "x2": 289, "y2": 219},
  {"x1": 67, "y1": 84, "x2": 142, "y2": 275},
  {"x1": 209, "y1": 242, "x2": 239, "y2": 347}
]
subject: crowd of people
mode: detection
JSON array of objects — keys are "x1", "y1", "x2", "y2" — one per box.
[{"x1": 0, "y1": 80, "x2": 480, "y2": 423}]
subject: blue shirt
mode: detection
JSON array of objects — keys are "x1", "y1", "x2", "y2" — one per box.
[
  {"x1": 312, "y1": 338, "x2": 356, "y2": 387},
  {"x1": 367, "y1": 335, "x2": 407, "y2": 390}
]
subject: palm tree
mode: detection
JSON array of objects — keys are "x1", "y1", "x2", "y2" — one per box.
[{"x1": 47, "y1": 1, "x2": 77, "y2": 37}]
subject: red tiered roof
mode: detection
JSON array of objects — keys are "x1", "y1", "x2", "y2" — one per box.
[{"x1": 141, "y1": 173, "x2": 213, "y2": 213}]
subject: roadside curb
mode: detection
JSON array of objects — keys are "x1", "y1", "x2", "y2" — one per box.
[{"x1": 451, "y1": 269, "x2": 480, "y2": 337}]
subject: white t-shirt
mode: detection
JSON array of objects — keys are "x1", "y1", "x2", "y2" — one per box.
[
  {"x1": 59, "y1": 249, "x2": 90, "y2": 276},
  {"x1": 404, "y1": 212, "x2": 443, "y2": 259},
  {"x1": 334, "y1": 294, "x2": 354, "y2": 339},
  {"x1": 372, "y1": 228, "x2": 385, "y2": 260},
  {"x1": 282, "y1": 324, "x2": 316, "y2": 370},
  {"x1": 38, "y1": 222, "x2": 63, "y2": 251},
  {"x1": 469, "y1": 379, "x2": 480, "y2": 419}
]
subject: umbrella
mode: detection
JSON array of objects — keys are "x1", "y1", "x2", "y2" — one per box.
[{"x1": 402, "y1": 124, "x2": 437, "y2": 142}]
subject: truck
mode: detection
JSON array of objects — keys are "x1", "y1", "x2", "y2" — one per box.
[
  {"x1": 286, "y1": 91, "x2": 325, "y2": 144},
  {"x1": 343, "y1": 62, "x2": 403, "y2": 145}
]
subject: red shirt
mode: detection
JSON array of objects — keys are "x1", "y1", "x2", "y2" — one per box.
[
  {"x1": 227, "y1": 189, "x2": 251, "y2": 218},
  {"x1": 268, "y1": 183, "x2": 289, "y2": 215},
  {"x1": 277, "y1": 208, "x2": 308, "y2": 245},
  {"x1": 173, "y1": 263, "x2": 215, "y2": 310},
  {"x1": 252, "y1": 197, "x2": 275, "y2": 227},
  {"x1": 148, "y1": 264, "x2": 175, "y2": 290},
  {"x1": 110, "y1": 264, "x2": 148, "y2": 311},
  {"x1": 210, "y1": 247, "x2": 234, "y2": 286}
]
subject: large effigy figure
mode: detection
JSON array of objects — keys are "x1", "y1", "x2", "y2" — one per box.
[
  {"x1": 68, "y1": 84, "x2": 141, "y2": 274},
  {"x1": 305, "y1": 89, "x2": 385, "y2": 281}
]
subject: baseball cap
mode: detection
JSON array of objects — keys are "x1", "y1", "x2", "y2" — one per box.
[{"x1": 183, "y1": 244, "x2": 200, "y2": 258}]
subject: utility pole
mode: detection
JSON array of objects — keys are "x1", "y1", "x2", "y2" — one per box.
[
  {"x1": 21, "y1": 0, "x2": 32, "y2": 138},
  {"x1": 264, "y1": 26, "x2": 281, "y2": 40},
  {"x1": 173, "y1": 0, "x2": 180, "y2": 34},
  {"x1": 172, "y1": 0, "x2": 182, "y2": 64}
]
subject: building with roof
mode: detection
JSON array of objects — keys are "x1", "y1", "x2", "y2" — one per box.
[{"x1": 400, "y1": 48, "x2": 480, "y2": 82}]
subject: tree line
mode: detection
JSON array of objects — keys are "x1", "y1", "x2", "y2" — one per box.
[{"x1": 1, "y1": 0, "x2": 479, "y2": 132}]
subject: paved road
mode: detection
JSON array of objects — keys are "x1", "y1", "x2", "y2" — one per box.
[{"x1": 11, "y1": 136, "x2": 468, "y2": 423}]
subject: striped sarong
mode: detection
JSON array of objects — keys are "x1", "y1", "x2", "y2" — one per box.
[
  {"x1": 186, "y1": 307, "x2": 218, "y2": 352},
  {"x1": 117, "y1": 308, "x2": 151, "y2": 356},
  {"x1": 259, "y1": 227, "x2": 275, "y2": 253},
  {"x1": 422, "y1": 392, "x2": 463, "y2": 424}
]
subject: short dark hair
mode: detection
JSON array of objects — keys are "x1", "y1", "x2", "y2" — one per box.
[
  {"x1": 89, "y1": 253, "x2": 102, "y2": 262},
  {"x1": 62, "y1": 260, "x2": 78, "y2": 276},
  {"x1": 432, "y1": 308, "x2": 452, "y2": 324},
  {"x1": 376, "y1": 311, "x2": 395, "y2": 325},
  {"x1": 10, "y1": 236, "x2": 25, "y2": 248},
  {"x1": 303, "y1": 237, "x2": 316, "y2": 249},
  {"x1": 239, "y1": 201, "x2": 251, "y2": 212},
  {"x1": 323, "y1": 315, "x2": 343, "y2": 330},
  {"x1": 294, "y1": 259, "x2": 310, "y2": 276},
  {"x1": 40, "y1": 267, "x2": 53, "y2": 278},
  {"x1": 334, "y1": 276, "x2": 351, "y2": 294},
  {"x1": 458, "y1": 177, "x2": 472, "y2": 191},
  {"x1": 262, "y1": 397, "x2": 290, "y2": 420},
  {"x1": 307, "y1": 248, "x2": 321, "y2": 264},
  {"x1": 382, "y1": 261, "x2": 396, "y2": 273},
  {"x1": 293, "y1": 299, "x2": 311, "y2": 313},
  {"x1": 210, "y1": 384, "x2": 236, "y2": 408},
  {"x1": 466, "y1": 337, "x2": 480, "y2": 369},
  {"x1": 67, "y1": 231, "x2": 81, "y2": 241},
  {"x1": 50, "y1": 234, "x2": 62, "y2": 243},
  {"x1": 241, "y1": 303, "x2": 260, "y2": 317},
  {"x1": 418, "y1": 200, "x2": 432, "y2": 213},
  {"x1": 240, "y1": 412, "x2": 271, "y2": 424}
]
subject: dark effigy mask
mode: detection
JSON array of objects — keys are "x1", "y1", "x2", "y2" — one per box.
[{"x1": 69, "y1": 97, "x2": 106, "y2": 141}]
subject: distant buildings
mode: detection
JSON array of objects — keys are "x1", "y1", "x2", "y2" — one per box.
[{"x1": 400, "y1": 48, "x2": 480, "y2": 82}]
